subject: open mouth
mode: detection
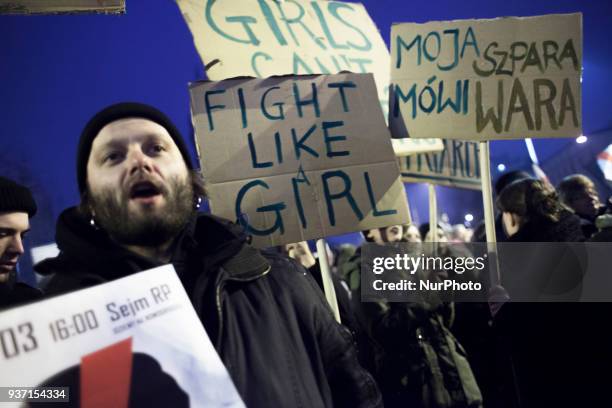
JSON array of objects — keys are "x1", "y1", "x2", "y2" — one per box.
[
  {"x1": 0, "y1": 261, "x2": 16, "y2": 271},
  {"x1": 129, "y1": 181, "x2": 162, "y2": 201}
]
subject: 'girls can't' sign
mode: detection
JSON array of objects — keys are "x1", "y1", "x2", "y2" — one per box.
[
  {"x1": 189, "y1": 73, "x2": 410, "y2": 247},
  {"x1": 176, "y1": 0, "x2": 392, "y2": 119},
  {"x1": 390, "y1": 13, "x2": 582, "y2": 141}
]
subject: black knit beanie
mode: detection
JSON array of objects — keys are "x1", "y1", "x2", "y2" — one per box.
[
  {"x1": 0, "y1": 176, "x2": 37, "y2": 217},
  {"x1": 77, "y1": 102, "x2": 194, "y2": 194}
]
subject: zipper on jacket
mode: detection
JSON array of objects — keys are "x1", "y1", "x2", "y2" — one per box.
[
  {"x1": 215, "y1": 280, "x2": 226, "y2": 348},
  {"x1": 215, "y1": 265, "x2": 271, "y2": 348}
]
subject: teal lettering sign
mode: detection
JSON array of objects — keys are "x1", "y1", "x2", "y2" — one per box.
[
  {"x1": 190, "y1": 73, "x2": 409, "y2": 247},
  {"x1": 177, "y1": 0, "x2": 392, "y2": 121},
  {"x1": 390, "y1": 13, "x2": 582, "y2": 141}
]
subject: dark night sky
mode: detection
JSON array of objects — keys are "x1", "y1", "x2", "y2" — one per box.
[{"x1": 1, "y1": 0, "x2": 611, "y2": 256}]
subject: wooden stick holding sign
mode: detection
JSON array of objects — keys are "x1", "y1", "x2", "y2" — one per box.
[
  {"x1": 316, "y1": 239, "x2": 341, "y2": 323},
  {"x1": 478, "y1": 141, "x2": 501, "y2": 287},
  {"x1": 428, "y1": 184, "x2": 438, "y2": 244}
]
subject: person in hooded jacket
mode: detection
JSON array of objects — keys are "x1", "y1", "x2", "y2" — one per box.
[
  {"x1": 491, "y1": 178, "x2": 609, "y2": 407},
  {"x1": 35, "y1": 102, "x2": 382, "y2": 408}
]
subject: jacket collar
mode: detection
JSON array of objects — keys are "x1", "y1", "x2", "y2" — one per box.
[
  {"x1": 38, "y1": 207, "x2": 270, "y2": 281},
  {"x1": 187, "y1": 214, "x2": 270, "y2": 280},
  {"x1": 220, "y1": 244, "x2": 270, "y2": 281}
]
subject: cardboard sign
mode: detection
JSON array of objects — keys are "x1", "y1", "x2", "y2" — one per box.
[
  {"x1": 399, "y1": 139, "x2": 482, "y2": 190},
  {"x1": 390, "y1": 13, "x2": 582, "y2": 140},
  {"x1": 190, "y1": 73, "x2": 409, "y2": 247},
  {"x1": 176, "y1": 0, "x2": 392, "y2": 118},
  {"x1": 0, "y1": 266, "x2": 244, "y2": 407},
  {"x1": 392, "y1": 137, "x2": 444, "y2": 157},
  {"x1": 0, "y1": 0, "x2": 125, "y2": 14}
]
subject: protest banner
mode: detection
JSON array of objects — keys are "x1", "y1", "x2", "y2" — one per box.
[
  {"x1": 0, "y1": 0, "x2": 125, "y2": 14},
  {"x1": 190, "y1": 72, "x2": 410, "y2": 247},
  {"x1": 0, "y1": 265, "x2": 244, "y2": 407},
  {"x1": 390, "y1": 13, "x2": 582, "y2": 140},
  {"x1": 392, "y1": 137, "x2": 443, "y2": 156},
  {"x1": 177, "y1": 0, "x2": 392, "y2": 119},
  {"x1": 399, "y1": 139, "x2": 482, "y2": 190}
]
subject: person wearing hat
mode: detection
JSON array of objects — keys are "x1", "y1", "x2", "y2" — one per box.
[
  {"x1": 36, "y1": 102, "x2": 382, "y2": 407},
  {"x1": 0, "y1": 176, "x2": 42, "y2": 310}
]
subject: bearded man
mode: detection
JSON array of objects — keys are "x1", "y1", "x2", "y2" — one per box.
[{"x1": 36, "y1": 102, "x2": 381, "y2": 407}]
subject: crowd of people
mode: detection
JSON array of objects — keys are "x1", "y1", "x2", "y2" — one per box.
[{"x1": 1, "y1": 102, "x2": 611, "y2": 407}]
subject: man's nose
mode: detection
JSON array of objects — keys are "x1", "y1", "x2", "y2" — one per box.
[
  {"x1": 128, "y1": 148, "x2": 153, "y2": 175},
  {"x1": 8, "y1": 235, "x2": 24, "y2": 256}
]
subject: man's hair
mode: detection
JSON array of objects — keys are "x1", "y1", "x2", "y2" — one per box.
[
  {"x1": 78, "y1": 169, "x2": 206, "y2": 217},
  {"x1": 494, "y1": 170, "x2": 531, "y2": 196},
  {"x1": 557, "y1": 174, "x2": 595, "y2": 204},
  {"x1": 497, "y1": 178, "x2": 563, "y2": 223}
]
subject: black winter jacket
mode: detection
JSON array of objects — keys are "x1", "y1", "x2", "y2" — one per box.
[
  {"x1": 36, "y1": 208, "x2": 382, "y2": 407},
  {"x1": 506, "y1": 210, "x2": 585, "y2": 243},
  {"x1": 493, "y1": 212, "x2": 612, "y2": 407},
  {"x1": 0, "y1": 273, "x2": 42, "y2": 311}
]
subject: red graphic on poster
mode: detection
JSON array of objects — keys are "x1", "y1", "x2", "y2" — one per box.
[{"x1": 81, "y1": 338, "x2": 133, "y2": 408}]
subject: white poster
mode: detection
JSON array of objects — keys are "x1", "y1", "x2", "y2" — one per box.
[{"x1": 0, "y1": 266, "x2": 244, "y2": 407}]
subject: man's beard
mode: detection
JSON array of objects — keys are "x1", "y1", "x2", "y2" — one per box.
[
  {"x1": 0, "y1": 269, "x2": 16, "y2": 284},
  {"x1": 89, "y1": 176, "x2": 195, "y2": 247}
]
